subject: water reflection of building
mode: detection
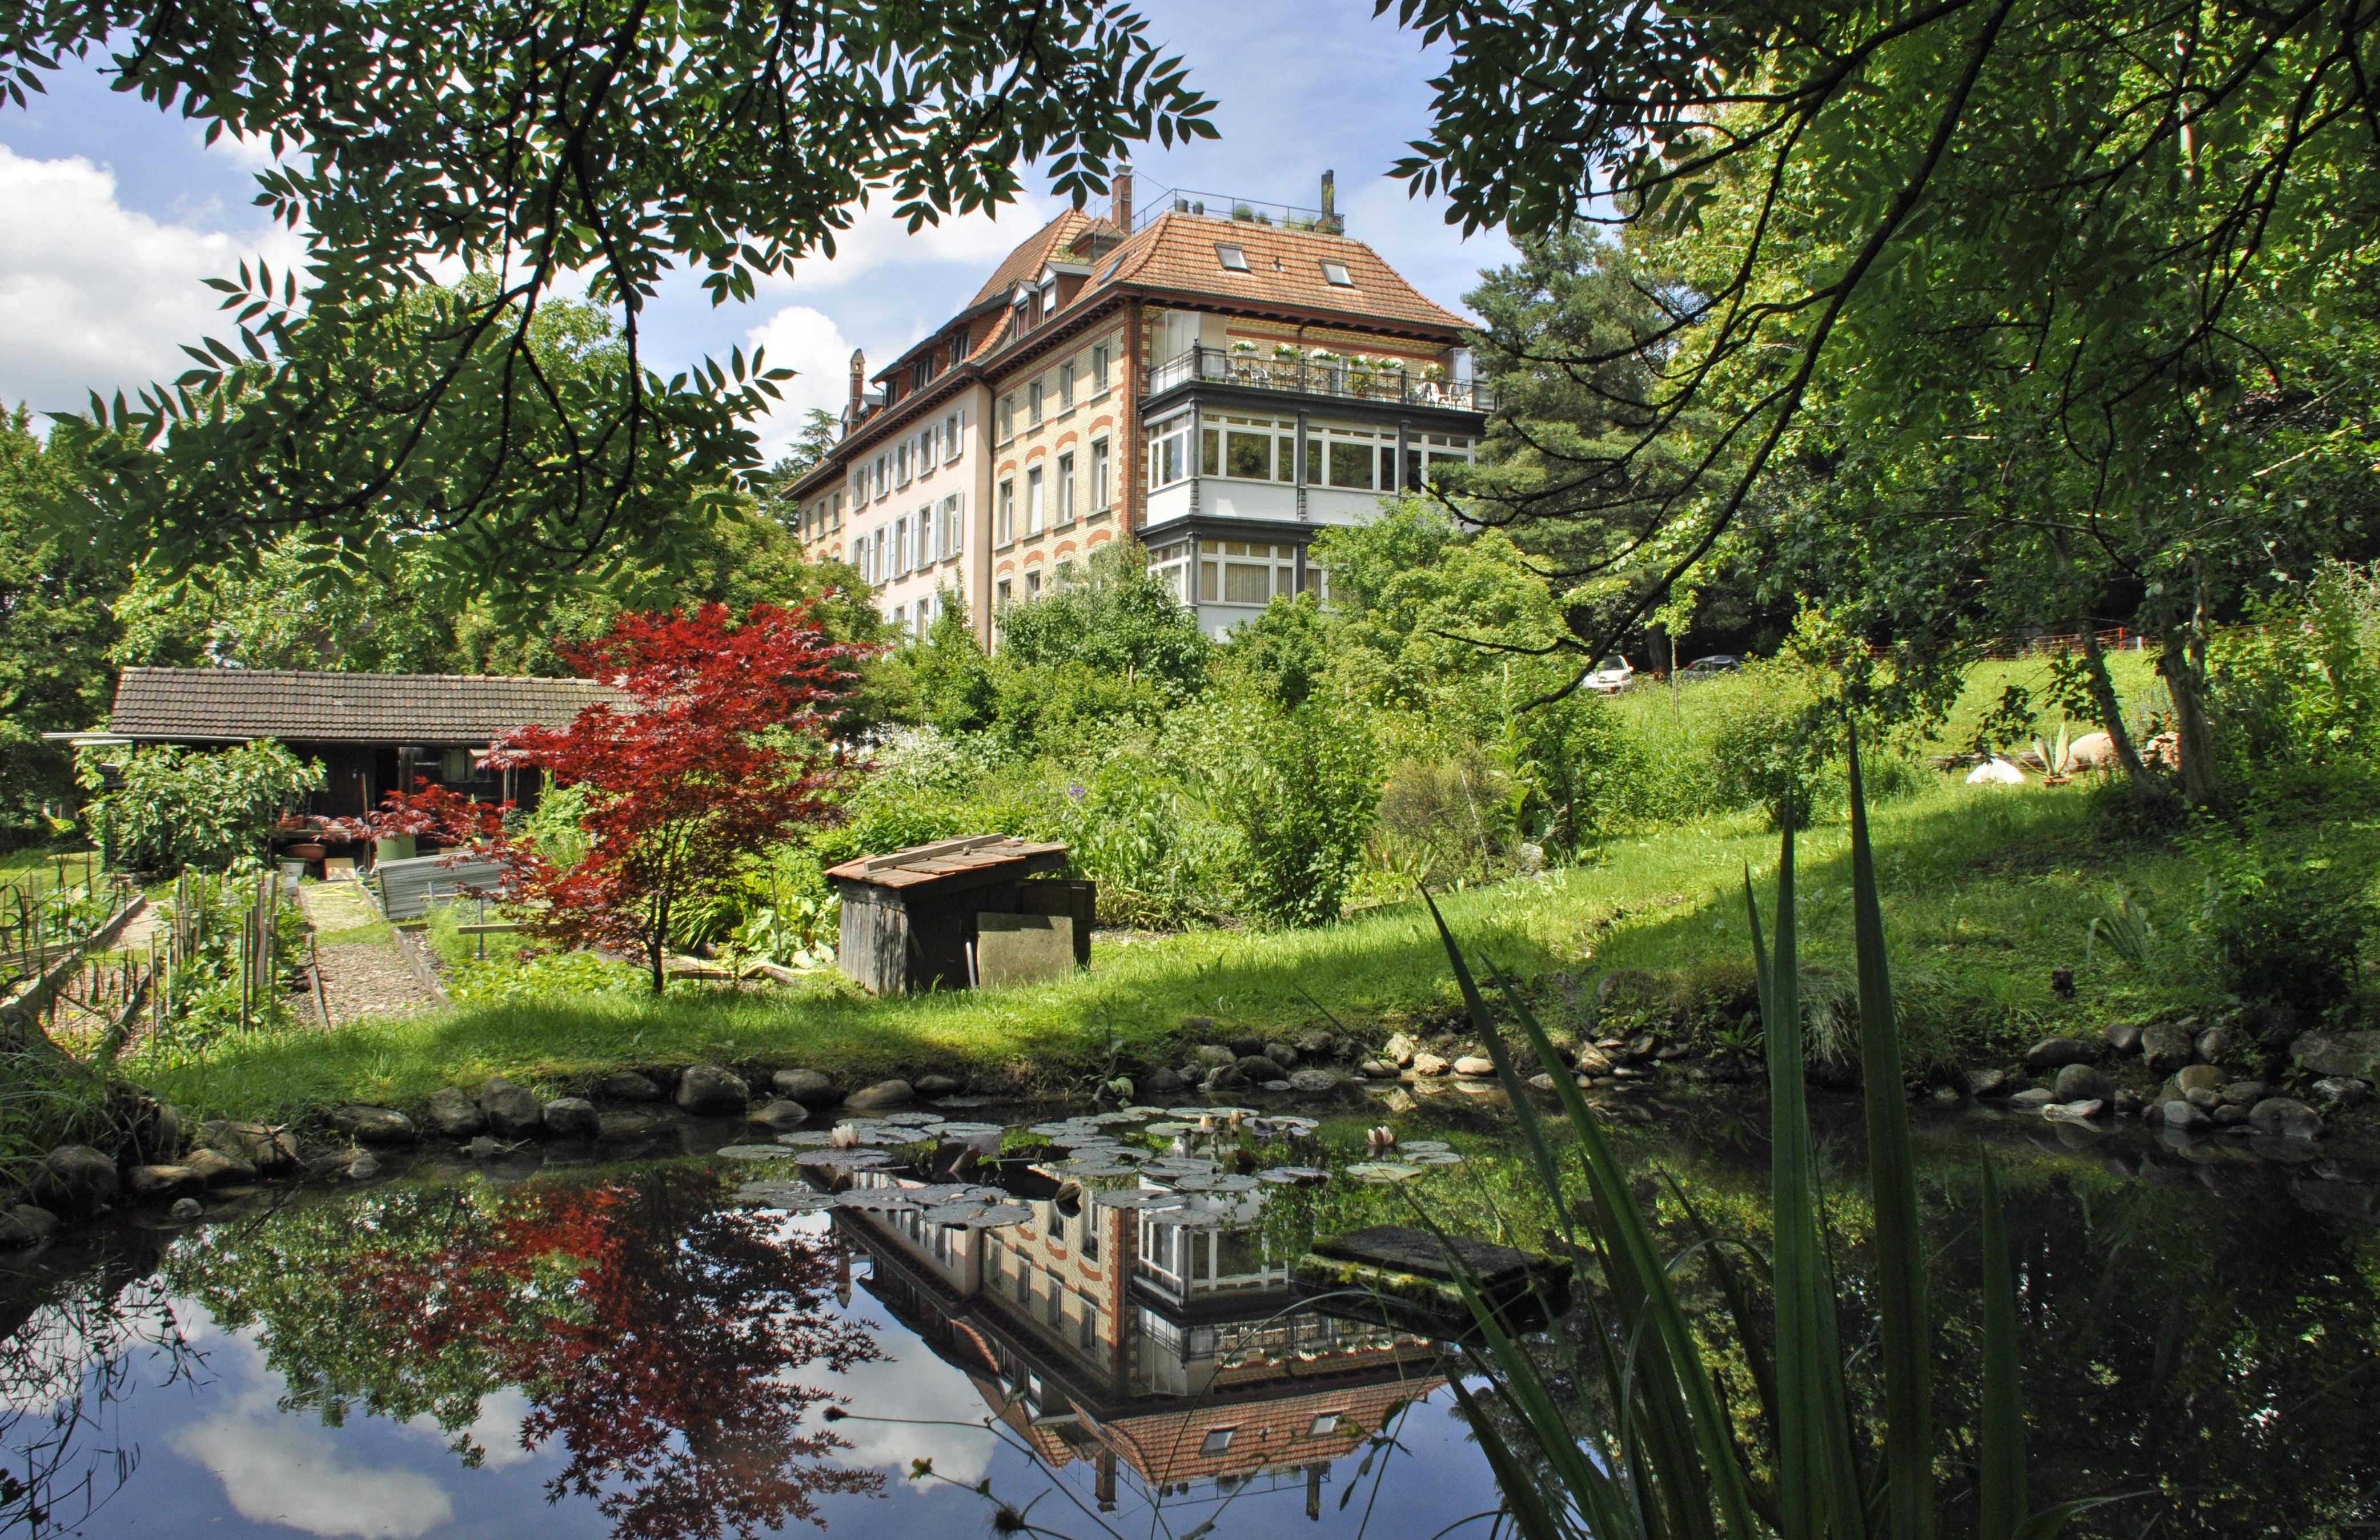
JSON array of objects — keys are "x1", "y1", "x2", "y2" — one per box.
[{"x1": 833, "y1": 1178, "x2": 1446, "y2": 1514}]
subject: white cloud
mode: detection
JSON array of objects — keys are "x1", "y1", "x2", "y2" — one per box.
[
  {"x1": 168, "y1": 1330, "x2": 458, "y2": 1539},
  {"x1": 0, "y1": 143, "x2": 307, "y2": 415},
  {"x1": 744, "y1": 303, "x2": 857, "y2": 462},
  {"x1": 796, "y1": 1344, "x2": 1002, "y2": 1487},
  {"x1": 412, "y1": 1386, "x2": 537, "y2": 1472}
]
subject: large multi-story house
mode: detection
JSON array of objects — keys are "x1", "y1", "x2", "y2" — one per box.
[{"x1": 783, "y1": 172, "x2": 1491, "y2": 644}]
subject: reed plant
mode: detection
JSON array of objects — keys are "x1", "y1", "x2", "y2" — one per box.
[{"x1": 1431, "y1": 734, "x2": 2098, "y2": 1539}]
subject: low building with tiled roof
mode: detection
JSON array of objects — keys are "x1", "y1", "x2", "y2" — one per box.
[
  {"x1": 97, "y1": 666, "x2": 623, "y2": 823},
  {"x1": 781, "y1": 171, "x2": 1490, "y2": 645}
]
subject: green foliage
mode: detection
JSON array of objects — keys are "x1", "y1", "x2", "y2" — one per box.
[
  {"x1": 21, "y1": 5, "x2": 1212, "y2": 601},
  {"x1": 2208, "y1": 562, "x2": 2380, "y2": 797},
  {"x1": 0, "y1": 408, "x2": 119, "y2": 845},
  {"x1": 78, "y1": 741, "x2": 323, "y2": 872},
  {"x1": 2196, "y1": 850, "x2": 2374, "y2": 1012},
  {"x1": 1185, "y1": 691, "x2": 1380, "y2": 927},
  {"x1": 1709, "y1": 669, "x2": 1832, "y2": 831},
  {"x1": 988, "y1": 542, "x2": 1213, "y2": 745},
  {"x1": 899, "y1": 593, "x2": 1000, "y2": 734}
]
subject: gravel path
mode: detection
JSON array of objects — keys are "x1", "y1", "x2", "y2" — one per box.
[{"x1": 315, "y1": 941, "x2": 438, "y2": 1024}]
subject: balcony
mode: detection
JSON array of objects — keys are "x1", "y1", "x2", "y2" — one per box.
[
  {"x1": 1143, "y1": 345, "x2": 1496, "y2": 415},
  {"x1": 1133, "y1": 187, "x2": 1340, "y2": 234}
]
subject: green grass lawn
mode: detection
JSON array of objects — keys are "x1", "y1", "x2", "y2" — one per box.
[{"x1": 137, "y1": 770, "x2": 2306, "y2": 1129}]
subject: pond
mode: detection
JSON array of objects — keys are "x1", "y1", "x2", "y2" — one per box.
[{"x1": 3, "y1": 1087, "x2": 2376, "y2": 1539}]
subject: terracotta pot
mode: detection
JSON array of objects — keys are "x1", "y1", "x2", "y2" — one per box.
[{"x1": 283, "y1": 842, "x2": 328, "y2": 860}]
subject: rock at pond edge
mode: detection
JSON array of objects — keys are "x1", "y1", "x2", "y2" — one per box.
[{"x1": 676, "y1": 1064, "x2": 750, "y2": 1114}]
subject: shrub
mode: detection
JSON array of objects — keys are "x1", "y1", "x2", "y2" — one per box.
[
  {"x1": 1184, "y1": 691, "x2": 1380, "y2": 926},
  {"x1": 77, "y1": 740, "x2": 324, "y2": 871},
  {"x1": 1373, "y1": 749, "x2": 1516, "y2": 885},
  {"x1": 1710, "y1": 688, "x2": 1831, "y2": 830},
  {"x1": 2198, "y1": 852, "x2": 2375, "y2": 1010}
]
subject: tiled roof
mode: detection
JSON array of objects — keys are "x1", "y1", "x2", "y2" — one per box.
[
  {"x1": 1079, "y1": 214, "x2": 1467, "y2": 335},
  {"x1": 109, "y1": 668, "x2": 627, "y2": 745},
  {"x1": 966, "y1": 210, "x2": 1111, "y2": 308},
  {"x1": 825, "y1": 835, "x2": 1069, "y2": 891}
]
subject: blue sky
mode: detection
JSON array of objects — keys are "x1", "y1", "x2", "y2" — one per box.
[{"x1": 0, "y1": 0, "x2": 1515, "y2": 456}]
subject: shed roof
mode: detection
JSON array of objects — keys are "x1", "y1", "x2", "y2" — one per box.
[
  {"x1": 109, "y1": 667, "x2": 626, "y2": 746},
  {"x1": 825, "y1": 835, "x2": 1070, "y2": 892}
]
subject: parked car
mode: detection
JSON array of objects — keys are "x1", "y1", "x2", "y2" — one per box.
[
  {"x1": 1680, "y1": 654, "x2": 1742, "y2": 678},
  {"x1": 1583, "y1": 654, "x2": 1635, "y2": 694}
]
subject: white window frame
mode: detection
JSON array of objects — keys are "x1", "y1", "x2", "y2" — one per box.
[
  {"x1": 943, "y1": 411, "x2": 962, "y2": 464},
  {"x1": 997, "y1": 479, "x2": 1015, "y2": 545},
  {"x1": 1026, "y1": 465, "x2": 1045, "y2": 536},
  {"x1": 1028, "y1": 379, "x2": 1044, "y2": 426},
  {"x1": 1090, "y1": 438, "x2": 1110, "y2": 510},
  {"x1": 1058, "y1": 361, "x2": 1075, "y2": 411},
  {"x1": 941, "y1": 493, "x2": 964, "y2": 558},
  {"x1": 1092, "y1": 342, "x2": 1111, "y2": 393},
  {"x1": 997, "y1": 395, "x2": 1014, "y2": 441},
  {"x1": 1057, "y1": 452, "x2": 1075, "y2": 526}
]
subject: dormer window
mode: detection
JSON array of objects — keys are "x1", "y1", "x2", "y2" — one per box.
[
  {"x1": 1042, "y1": 283, "x2": 1058, "y2": 315},
  {"x1": 1320, "y1": 260, "x2": 1354, "y2": 287},
  {"x1": 1215, "y1": 243, "x2": 1249, "y2": 272}
]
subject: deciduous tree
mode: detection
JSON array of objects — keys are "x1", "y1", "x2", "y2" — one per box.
[{"x1": 487, "y1": 602, "x2": 868, "y2": 991}]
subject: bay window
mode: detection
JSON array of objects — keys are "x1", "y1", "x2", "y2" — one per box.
[{"x1": 1148, "y1": 413, "x2": 1191, "y2": 488}]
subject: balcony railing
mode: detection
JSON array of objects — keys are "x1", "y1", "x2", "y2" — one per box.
[
  {"x1": 1143, "y1": 345, "x2": 1496, "y2": 414},
  {"x1": 1132, "y1": 187, "x2": 1339, "y2": 234}
]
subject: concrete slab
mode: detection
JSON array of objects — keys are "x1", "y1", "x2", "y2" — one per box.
[{"x1": 976, "y1": 912, "x2": 1077, "y2": 987}]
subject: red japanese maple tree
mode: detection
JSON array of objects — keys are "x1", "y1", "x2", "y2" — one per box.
[
  {"x1": 368, "y1": 779, "x2": 509, "y2": 845},
  {"x1": 485, "y1": 602, "x2": 866, "y2": 991}
]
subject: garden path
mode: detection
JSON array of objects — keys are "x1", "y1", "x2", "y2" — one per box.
[{"x1": 297, "y1": 882, "x2": 438, "y2": 1025}]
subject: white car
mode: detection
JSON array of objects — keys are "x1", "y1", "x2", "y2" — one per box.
[{"x1": 1583, "y1": 654, "x2": 1635, "y2": 694}]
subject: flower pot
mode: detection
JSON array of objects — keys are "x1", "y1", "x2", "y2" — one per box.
[
  {"x1": 283, "y1": 843, "x2": 328, "y2": 860},
  {"x1": 2042, "y1": 774, "x2": 2072, "y2": 787},
  {"x1": 375, "y1": 834, "x2": 417, "y2": 863}
]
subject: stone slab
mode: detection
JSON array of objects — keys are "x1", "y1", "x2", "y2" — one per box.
[{"x1": 976, "y1": 912, "x2": 1077, "y2": 987}]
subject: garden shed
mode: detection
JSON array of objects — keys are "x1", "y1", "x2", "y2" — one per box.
[{"x1": 826, "y1": 837, "x2": 1094, "y2": 995}]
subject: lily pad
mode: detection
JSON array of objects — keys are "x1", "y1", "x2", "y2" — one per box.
[
  {"x1": 920, "y1": 1201, "x2": 1033, "y2": 1229},
  {"x1": 1397, "y1": 1140, "x2": 1451, "y2": 1153},
  {"x1": 733, "y1": 1183, "x2": 837, "y2": 1212},
  {"x1": 930, "y1": 1122, "x2": 1005, "y2": 1139},
  {"x1": 837, "y1": 1189, "x2": 924, "y2": 1213},
  {"x1": 776, "y1": 1130, "x2": 839, "y2": 1147},
  {"x1": 1406, "y1": 1149, "x2": 1465, "y2": 1166},
  {"x1": 715, "y1": 1144, "x2": 802, "y2": 1161},
  {"x1": 1093, "y1": 1188, "x2": 1192, "y2": 1211},
  {"x1": 1170, "y1": 1172, "x2": 1260, "y2": 1194},
  {"x1": 1345, "y1": 1161, "x2": 1422, "y2": 1183},
  {"x1": 1259, "y1": 1167, "x2": 1331, "y2": 1185}
]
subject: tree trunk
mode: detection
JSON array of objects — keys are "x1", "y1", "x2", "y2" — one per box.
[
  {"x1": 648, "y1": 890, "x2": 668, "y2": 995},
  {"x1": 2078, "y1": 625, "x2": 2173, "y2": 807},
  {"x1": 2157, "y1": 626, "x2": 2224, "y2": 809}
]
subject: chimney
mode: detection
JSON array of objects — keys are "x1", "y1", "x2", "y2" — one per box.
[
  {"x1": 1113, "y1": 164, "x2": 1133, "y2": 232},
  {"x1": 1319, "y1": 169, "x2": 1340, "y2": 234},
  {"x1": 847, "y1": 349, "x2": 865, "y2": 412}
]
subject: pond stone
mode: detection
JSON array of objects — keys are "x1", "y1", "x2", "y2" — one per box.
[
  {"x1": 334, "y1": 1105, "x2": 418, "y2": 1146},
  {"x1": 0, "y1": 1204, "x2": 59, "y2": 1247},
  {"x1": 543, "y1": 1097, "x2": 601, "y2": 1139},
  {"x1": 1452, "y1": 1055, "x2": 1497, "y2": 1077},
  {"x1": 1382, "y1": 1033, "x2": 1419, "y2": 1067},
  {"x1": 2053, "y1": 1064, "x2": 2114, "y2": 1104},
  {"x1": 347, "y1": 1154, "x2": 382, "y2": 1181},
  {"x1": 480, "y1": 1077, "x2": 545, "y2": 1137},
  {"x1": 183, "y1": 1147, "x2": 254, "y2": 1187},
  {"x1": 168, "y1": 1197, "x2": 203, "y2": 1220},
  {"x1": 843, "y1": 1079, "x2": 914, "y2": 1112},
  {"x1": 129, "y1": 1163, "x2": 200, "y2": 1198},
  {"x1": 2249, "y1": 1097, "x2": 2322, "y2": 1140},
  {"x1": 2185, "y1": 1087, "x2": 2221, "y2": 1110},
  {"x1": 2103, "y1": 1023, "x2": 2144, "y2": 1053},
  {"x1": 1572, "y1": 1045, "x2": 1616, "y2": 1076},
  {"x1": 2174, "y1": 1063, "x2": 2224, "y2": 1096},
  {"x1": 1967, "y1": 1067, "x2": 2010, "y2": 1097},
  {"x1": 1287, "y1": 1068, "x2": 1343, "y2": 1093},
  {"x1": 748, "y1": 1099, "x2": 811, "y2": 1131},
  {"x1": 1619, "y1": 1033, "x2": 1661, "y2": 1062},
  {"x1": 2292, "y1": 1031, "x2": 2380, "y2": 1083},
  {"x1": 1295, "y1": 1028, "x2": 1337, "y2": 1058},
  {"x1": 2196, "y1": 1025, "x2": 2236, "y2": 1061},
  {"x1": 1411, "y1": 1052, "x2": 1451, "y2": 1077},
  {"x1": 599, "y1": 1112, "x2": 666, "y2": 1141},
  {"x1": 423, "y1": 1087, "x2": 486, "y2": 1138},
  {"x1": 2024, "y1": 1037, "x2": 2094, "y2": 1071},
  {"x1": 2314, "y1": 1076, "x2": 2374, "y2": 1108},
  {"x1": 599, "y1": 1071, "x2": 664, "y2": 1103},
  {"x1": 914, "y1": 1073, "x2": 963, "y2": 1097},
  {"x1": 2221, "y1": 1080, "x2": 2268, "y2": 1106},
  {"x1": 195, "y1": 1121, "x2": 299, "y2": 1173},
  {"x1": 1358, "y1": 1060, "x2": 1396, "y2": 1079},
  {"x1": 2213, "y1": 1103, "x2": 2250, "y2": 1125},
  {"x1": 1144, "y1": 1065, "x2": 1188, "y2": 1095},
  {"x1": 1201, "y1": 1065, "x2": 1250, "y2": 1094},
  {"x1": 676, "y1": 1064, "x2": 749, "y2": 1114},
  {"x1": 2008, "y1": 1087, "x2": 2056, "y2": 1109},
  {"x1": 2161, "y1": 1099, "x2": 2212, "y2": 1131},
  {"x1": 771, "y1": 1068, "x2": 840, "y2": 1107},
  {"x1": 1263, "y1": 1042, "x2": 1299, "y2": 1069},
  {"x1": 2141, "y1": 1024, "x2": 2196, "y2": 1071},
  {"x1": 1192, "y1": 1044, "x2": 1238, "y2": 1069}
]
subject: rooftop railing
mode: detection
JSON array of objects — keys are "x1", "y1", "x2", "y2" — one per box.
[
  {"x1": 1133, "y1": 187, "x2": 1342, "y2": 235},
  {"x1": 1143, "y1": 344, "x2": 1496, "y2": 414}
]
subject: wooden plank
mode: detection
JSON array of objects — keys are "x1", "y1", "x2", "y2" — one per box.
[
  {"x1": 861, "y1": 834, "x2": 1006, "y2": 871},
  {"x1": 455, "y1": 922, "x2": 521, "y2": 935}
]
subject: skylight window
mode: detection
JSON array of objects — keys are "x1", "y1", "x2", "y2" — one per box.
[
  {"x1": 1101, "y1": 255, "x2": 1126, "y2": 282},
  {"x1": 1215, "y1": 243, "x2": 1249, "y2": 272},
  {"x1": 1319, "y1": 260, "x2": 1354, "y2": 287}
]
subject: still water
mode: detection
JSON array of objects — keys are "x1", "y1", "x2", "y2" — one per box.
[{"x1": 3, "y1": 1089, "x2": 2376, "y2": 1539}]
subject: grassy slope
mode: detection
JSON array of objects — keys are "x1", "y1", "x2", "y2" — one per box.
[{"x1": 141, "y1": 763, "x2": 2298, "y2": 1126}]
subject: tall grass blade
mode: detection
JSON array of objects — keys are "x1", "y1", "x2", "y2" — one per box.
[
  {"x1": 1977, "y1": 1148, "x2": 2026, "y2": 1540},
  {"x1": 1753, "y1": 820, "x2": 1865, "y2": 1539},
  {"x1": 1847, "y1": 730, "x2": 1936, "y2": 1539}
]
